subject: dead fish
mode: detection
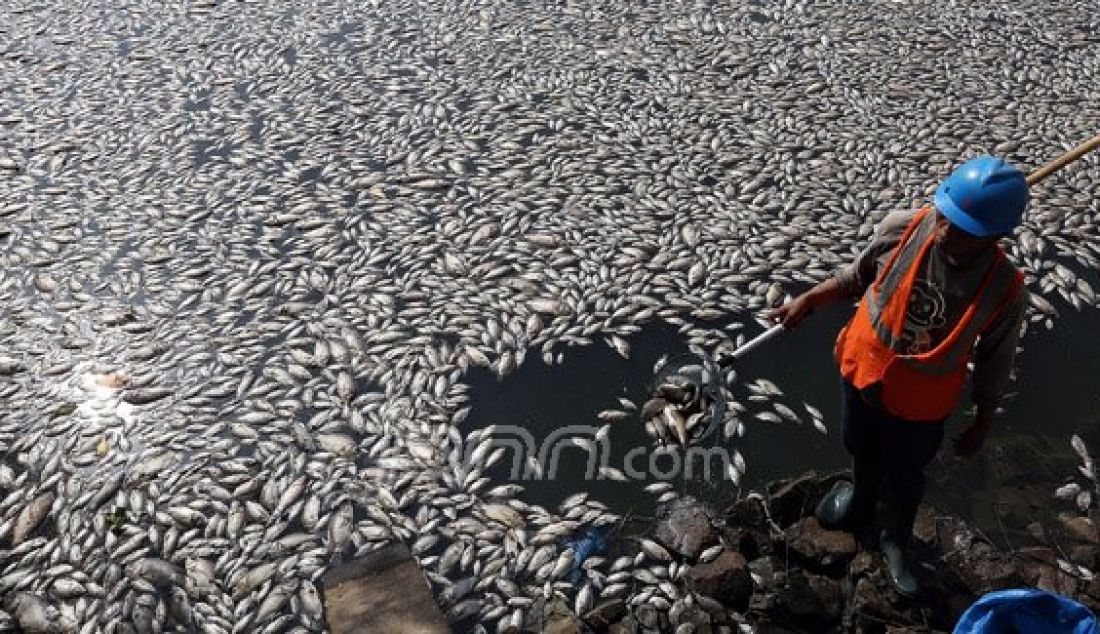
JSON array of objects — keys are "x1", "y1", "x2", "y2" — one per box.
[
  {"x1": 0, "y1": 357, "x2": 25, "y2": 376},
  {"x1": 167, "y1": 586, "x2": 193, "y2": 625},
  {"x1": 529, "y1": 298, "x2": 567, "y2": 315},
  {"x1": 122, "y1": 386, "x2": 174, "y2": 405},
  {"x1": 255, "y1": 581, "x2": 295, "y2": 623},
  {"x1": 234, "y1": 562, "x2": 278, "y2": 599},
  {"x1": 597, "y1": 466, "x2": 628, "y2": 482},
  {"x1": 698, "y1": 544, "x2": 724, "y2": 563},
  {"x1": 661, "y1": 405, "x2": 688, "y2": 446},
  {"x1": 328, "y1": 504, "x2": 354, "y2": 554},
  {"x1": 754, "y1": 411, "x2": 782, "y2": 424},
  {"x1": 639, "y1": 538, "x2": 672, "y2": 562},
  {"x1": 5, "y1": 592, "x2": 55, "y2": 633},
  {"x1": 640, "y1": 397, "x2": 670, "y2": 421},
  {"x1": 298, "y1": 580, "x2": 323, "y2": 625},
  {"x1": 126, "y1": 558, "x2": 184, "y2": 589},
  {"x1": 688, "y1": 261, "x2": 706, "y2": 286},
  {"x1": 1055, "y1": 482, "x2": 1081, "y2": 501},
  {"x1": 482, "y1": 503, "x2": 524, "y2": 529},
  {"x1": 597, "y1": 409, "x2": 632, "y2": 423},
  {"x1": 655, "y1": 382, "x2": 696, "y2": 405},
  {"x1": 316, "y1": 433, "x2": 357, "y2": 456},
  {"x1": 606, "y1": 334, "x2": 630, "y2": 359},
  {"x1": 336, "y1": 371, "x2": 355, "y2": 401},
  {"x1": 773, "y1": 402, "x2": 801, "y2": 423},
  {"x1": 684, "y1": 412, "x2": 706, "y2": 434},
  {"x1": 129, "y1": 451, "x2": 179, "y2": 483},
  {"x1": 13, "y1": 492, "x2": 54, "y2": 546}
]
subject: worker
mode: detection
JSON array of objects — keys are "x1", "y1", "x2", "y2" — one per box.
[{"x1": 766, "y1": 156, "x2": 1029, "y2": 598}]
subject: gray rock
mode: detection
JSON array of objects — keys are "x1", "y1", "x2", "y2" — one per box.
[
  {"x1": 608, "y1": 615, "x2": 638, "y2": 634},
  {"x1": 654, "y1": 496, "x2": 719, "y2": 560},
  {"x1": 1057, "y1": 513, "x2": 1098, "y2": 544},
  {"x1": 781, "y1": 516, "x2": 857, "y2": 576},
  {"x1": 687, "y1": 550, "x2": 753, "y2": 610},
  {"x1": 1083, "y1": 577, "x2": 1100, "y2": 616},
  {"x1": 946, "y1": 546, "x2": 1020, "y2": 595},
  {"x1": 542, "y1": 597, "x2": 580, "y2": 634},
  {"x1": 321, "y1": 543, "x2": 449, "y2": 634},
  {"x1": 723, "y1": 496, "x2": 773, "y2": 560},
  {"x1": 851, "y1": 575, "x2": 914, "y2": 628},
  {"x1": 584, "y1": 599, "x2": 627, "y2": 630},
  {"x1": 774, "y1": 571, "x2": 843, "y2": 627}
]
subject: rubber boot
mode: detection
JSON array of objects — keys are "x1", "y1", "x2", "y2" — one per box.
[
  {"x1": 879, "y1": 530, "x2": 918, "y2": 598},
  {"x1": 815, "y1": 484, "x2": 854, "y2": 530}
]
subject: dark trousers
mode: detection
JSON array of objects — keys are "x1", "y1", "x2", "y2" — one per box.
[{"x1": 841, "y1": 380, "x2": 945, "y2": 546}]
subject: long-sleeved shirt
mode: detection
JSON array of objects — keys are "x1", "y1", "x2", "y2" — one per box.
[{"x1": 833, "y1": 208, "x2": 1028, "y2": 411}]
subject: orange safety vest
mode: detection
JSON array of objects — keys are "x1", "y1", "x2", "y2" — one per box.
[{"x1": 834, "y1": 206, "x2": 1024, "y2": 421}]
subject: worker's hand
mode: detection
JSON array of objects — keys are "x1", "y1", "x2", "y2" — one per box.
[
  {"x1": 766, "y1": 294, "x2": 814, "y2": 328},
  {"x1": 952, "y1": 424, "x2": 988, "y2": 458}
]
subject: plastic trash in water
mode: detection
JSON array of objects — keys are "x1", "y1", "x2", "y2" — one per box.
[
  {"x1": 954, "y1": 588, "x2": 1099, "y2": 634},
  {"x1": 564, "y1": 524, "x2": 613, "y2": 585}
]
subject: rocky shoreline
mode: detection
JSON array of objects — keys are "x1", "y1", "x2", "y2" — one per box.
[{"x1": 546, "y1": 470, "x2": 1099, "y2": 633}]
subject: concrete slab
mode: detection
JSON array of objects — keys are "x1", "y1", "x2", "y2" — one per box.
[{"x1": 322, "y1": 542, "x2": 450, "y2": 634}]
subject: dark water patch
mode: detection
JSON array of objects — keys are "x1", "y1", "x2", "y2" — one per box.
[
  {"x1": 924, "y1": 304, "x2": 1100, "y2": 550},
  {"x1": 282, "y1": 47, "x2": 298, "y2": 66},
  {"x1": 464, "y1": 321, "x2": 697, "y2": 516},
  {"x1": 322, "y1": 21, "x2": 360, "y2": 47},
  {"x1": 183, "y1": 98, "x2": 211, "y2": 112},
  {"x1": 461, "y1": 298, "x2": 1100, "y2": 549},
  {"x1": 299, "y1": 166, "x2": 324, "y2": 183},
  {"x1": 192, "y1": 140, "x2": 215, "y2": 169},
  {"x1": 461, "y1": 315, "x2": 848, "y2": 519}
]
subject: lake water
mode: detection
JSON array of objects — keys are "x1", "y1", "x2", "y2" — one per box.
[{"x1": 464, "y1": 292, "x2": 1100, "y2": 547}]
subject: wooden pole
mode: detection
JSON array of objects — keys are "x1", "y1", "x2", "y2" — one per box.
[{"x1": 1026, "y1": 132, "x2": 1100, "y2": 187}]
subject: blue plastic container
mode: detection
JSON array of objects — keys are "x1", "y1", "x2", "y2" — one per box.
[{"x1": 954, "y1": 588, "x2": 1099, "y2": 634}]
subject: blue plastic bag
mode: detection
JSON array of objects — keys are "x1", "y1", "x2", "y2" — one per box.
[
  {"x1": 954, "y1": 588, "x2": 1099, "y2": 634},
  {"x1": 563, "y1": 524, "x2": 612, "y2": 585}
]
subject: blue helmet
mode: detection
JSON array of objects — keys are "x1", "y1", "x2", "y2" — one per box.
[{"x1": 934, "y1": 156, "x2": 1028, "y2": 237}]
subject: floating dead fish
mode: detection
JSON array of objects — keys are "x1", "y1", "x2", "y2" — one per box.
[
  {"x1": 597, "y1": 409, "x2": 632, "y2": 423},
  {"x1": 0, "y1": 357, "x2": 24, "y2": 375},
  {"x1": 5, "y1": 592, "x2": 56, "y2": 633},
  {"x1": 13, "y1": 492, "x2": 54, "y2": 546},
  {"x1": 606, "y1": 334, "x2": 631, "y2": 359},
  {"x1": 122, "y1": 387, "x2": 174, "y2": 405},
  {"x1": 773, "y1": 403, "x2": 802, "y2": 424},
  {"x1": 640, "y1": 397, "x2": 670, "y2": 421},
  {"x1": 126, "y1": 558, "x2": 185, "y2": 590},
  {"x1": 482, "y1": 503, "x2": 524, "y2": 529},
  {"x1": 661, "y1": 405, "x2": 689, "y2": 447}
]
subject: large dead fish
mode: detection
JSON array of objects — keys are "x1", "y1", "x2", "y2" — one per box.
[
  {"x1": 4, "y1": 592, "x2": 56, "y2": 633},
  {"x1": 13, "y1": 492, "x2": 54, "y2": 546}
]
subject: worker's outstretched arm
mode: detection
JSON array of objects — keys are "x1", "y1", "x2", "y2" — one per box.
[{"x1": 766, "y1": 277, "x2": 846, "y2": 328}]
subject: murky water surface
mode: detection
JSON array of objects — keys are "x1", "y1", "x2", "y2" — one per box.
[{"x1": 466, "y1": 299, "x2": 1100, "y2": 548}]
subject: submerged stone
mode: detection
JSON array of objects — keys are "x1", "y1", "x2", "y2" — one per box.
[{"x1": 653, "y1": 495, "x2": 719, "y2": 560}]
